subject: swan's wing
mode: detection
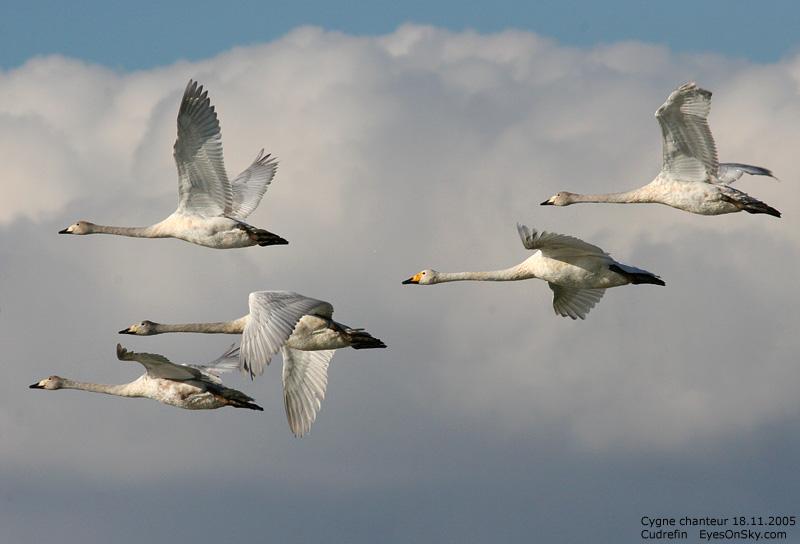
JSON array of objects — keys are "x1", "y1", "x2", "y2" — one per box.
[
  {"x1": 281, "y1": 347, "x2": 335, "y2": 437},
  {"x1": 548, "y1": 285, "x2": 605, "y2": 320},
  {"x1": 716, "y1": 163, "x2": 777, "y2": 185},
  {"x1": 241, "y1": 291, "x2": 334, "y2": 379},
  {"x1": 228, "y1": 150, "x2": 278, "y2": 220},
  {"x1": 182, "y1": 344, "x2": 241, "y2": 384},
  {"x1": 517, "y1": 224, "x2": 607, "y2": 258},
  {"x1": 116, "y1": 344, "x2": 202, "y2": 381},
  {"x1": 655, "y1": 82, "x2": 718, "y2": 182},
  {"x1": 174, "y1": 80, "x2": 233, "y2": 216}
]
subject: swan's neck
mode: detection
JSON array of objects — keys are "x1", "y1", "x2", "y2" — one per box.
[
  {"x1": 434, "y1": 266, "x2": 529, "y2": 283},
  {"x1": 61, "y1": 378, "x2": 142, "y2": 397},
  {"x1": 153, "y1": 318, "x2": 247, "y2": 334},
  {"x1": 88, "y1": 224, "x2": 164, "y2": 238},
  {"x1": 567, "y1": 188, "x2": 650, "y2": 204}
]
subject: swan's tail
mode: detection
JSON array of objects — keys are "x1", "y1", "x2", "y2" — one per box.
[
  {"x1": 237, "y1": 222, "x2": 289, "y2": 246},
  {"x1": 251, "y1": 228, "x2": 289, "y2": 246},
  {"x1": 742, "y1": 200, "x2": 781, "y2": 218},
  {"x1": 609, "y1": 264, "x2": 665, "y2": 286},
  {"x1": 216, "y1": 384, "x2": 264, "y2": 411},
  {"x1": 346, "y1": 329, "x2": 387, "y2": 350},
  {"x1": 719, "y1": 191, "x2": 781, "y2": 218},
  {"x1": 227, "y1": 398, "x2": 264, "y2": 411}
]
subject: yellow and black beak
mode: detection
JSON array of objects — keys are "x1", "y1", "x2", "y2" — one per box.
[
  {"x1": 540, "y1": 199, "x2": 554, "y2": 206},
  {"x1": 402, "y1": 273, "x2": 422, "y2": 285},
  {"x1": 58, "y1": 228, "x2": 70, "y2": 234},
  {"x1": 119, "y1": 327, "x2": 134, "y2": 334},
  {"x1": 29, "y1": 382, "x2": 44, "y2": 389}
]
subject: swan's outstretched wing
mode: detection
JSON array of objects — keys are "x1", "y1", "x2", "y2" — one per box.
[
  {"x1": 116, "y1": 344, "x2": 203, "y2": 381},
  {"x1": 181, "y1": 344, "x2": 241, "y2": 384},
  {"x1": 241, "y1": 291, "x2": 334, "y2": 379},
  {"x1": 548, "y1": 285, "x2": 605, "y2": 320},
  {"x1": 716, "y1": 163, "x2": 778, "y2": 185},
  {"x1": 229, "y1": 150, "x2": 278, "y2": 220},
  {"x1": 281, "y1": 347, "x2": 335, "y2": 437},
  {"x1": 174, "y1": 80, "x2": 233, "y2": 217},
  {"x1": 655, "y1": 82, "x2": 718, "y2": 182},
  {"x1": 517, "y1": 224, "x2": 608, "y2": 258}
]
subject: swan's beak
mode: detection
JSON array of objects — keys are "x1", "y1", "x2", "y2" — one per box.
[
  {"x1": 29, "y1": 382, "x2": 44, "y2": 389},
  {"x1": 540, "y1": 199, "x2": 554, "y2": 206},
  {"x1": 119, "y1": 327, "x2": 134, "y2": 334},
  {"x1": 58, "y1": 228, "x2": 70, "y2": 234},
  {"x1": 402, "y1": 273, "x2": 422, "y2": 285}
]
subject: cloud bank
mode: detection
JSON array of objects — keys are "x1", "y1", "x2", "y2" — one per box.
[{"x1": 1, "y1": 25, "x2": 799, "y2": 542}]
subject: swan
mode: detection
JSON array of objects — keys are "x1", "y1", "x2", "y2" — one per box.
[
  {"x1": 29, "y1": 344, "x2": 262, "y2": 411},
  {"x1": 59, "y1": 80, "x2": 289, "y2": 248},
  {"x1": 402, "y1": 224, "x2": 664, "y2": 320},
  {"x1": 541, "y1": 82, "x2": 780, "y2": 217},
  {"x1": 119, "y1": 291, "x2": 387, "y2": 436}
]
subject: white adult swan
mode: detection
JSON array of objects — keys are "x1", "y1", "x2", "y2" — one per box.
[
  {"x1": 541, "y1": 82, "x2": 780, "y2": 217},
  {"x1": 119, "y1": 291, "x2": 386, "y2": 436},
  {"x1": 30, "y1": 344, "x2": 262, "y2": 411},
  {"x1": 59, "y1": 80, "x2": 288, "y2": 248},
  {"x1": 402, "y1": 224, "x2": 664, "y2": 320}
]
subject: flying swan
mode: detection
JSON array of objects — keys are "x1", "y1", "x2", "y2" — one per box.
[
  {"x1": 30, "y1": 344, "x2": 262, "y2": 411},
  {"x1": 541, "y1": 82, "x2": 780, "y2": 217},
  {"x1": 119, "y1": 291, "x2": 386, "y2": 436},
  {"x1": 402, "y1": 224, "x2": 664, "y2": 320},
  {"x1": 59, "y1": 80, "x2": 288, "y2": 248}
]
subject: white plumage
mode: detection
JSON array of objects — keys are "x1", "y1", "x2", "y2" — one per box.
[
  {"x1": 59, "y1": 80, "x2": 288, "y2": 248},
  {"x1": 403, "y1": 224, "x2": 665, "y2": 320},
  {"x1": 119, "y1": 291, "x2": 386, "y2": 436},
  {"x1": 29, "y1": 344, "x2": 262, "y2": 411},
  {"x1": 542, "y1": 82, "x2": 780, "y2": 217}
]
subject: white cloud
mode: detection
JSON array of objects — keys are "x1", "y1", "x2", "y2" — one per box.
[{"x1": 2, "y1": 26, "x2": 799, "y2": 483}]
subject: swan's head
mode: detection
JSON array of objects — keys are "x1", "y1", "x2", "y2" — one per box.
[
  {"x1": 541, "y1": 192, "x2": 575, "y2": 206},
  {"x1": 119, "y1": 320, "x2": 159, "y2": 335},
  {"x1": 59, "y1": 220, "x2": 95, "y2": 235},
  {"x1": 29, "y1": 376, "x2": 65, "y2": 390},
  {"x1": 402, "y1": 269, "x2": 439, "y2": 285}
]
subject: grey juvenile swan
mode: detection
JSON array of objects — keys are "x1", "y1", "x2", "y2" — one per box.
[
  {"x1": 59, "y1": 80, "x2": 288, "y2": 248},
  {"x1": 542, "y1": 82, "x2": 780, "y2": 217},
  {"x1": 402, "y1": 224, "x2": 664, "y2": 320},
  {"x1": 30, "y1": 344, "x2": 262, "y2": 411},
  {"x1": 119, "y1": 291, "x2": 386, "y2": 436}
]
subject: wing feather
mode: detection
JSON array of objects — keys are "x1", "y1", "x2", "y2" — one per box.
[
  {"x1": 716, "y1": 163, "x2": 777, "y2": 185},
  {"x1": 655, "y1": 82, "x2": 718, "y2": 182},
  {"x1": 281, "y1": 347, "x2": 335, "y2": 437},
  {"x1": 174, "y1": 80, "x2": 233, "y2": 216},
  {"x1": 229, "y1": 149, "x2": 279, "y2": 220},
  {"x1": 116, "y1": 344, "x2": 202, "y2": 381},
  {"x1": 517, "y1": 224, "x2": 607, "y2": 258},
  {"x1": 548, "y1": 285, "x2": 606, "y2": 320},
  {"x1": 240, "y1": 291, "x2": 334, "y2": 378}
]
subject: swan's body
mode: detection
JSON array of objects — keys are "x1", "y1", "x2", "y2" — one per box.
[
  {"x1": 60, "y1": 81, "x2": 288, "y2": 248},
  {"x1": 119, "y1": 291, "x2": 386, "y2": 436},
  {"x1": 29, "y1": 344, "x2": 262, "y2": 411},
  {"x1": 542, "y1": 82, "x2": 780, "y2": 217},
  {"x1": 403, "y1": 224, "x2": 664, "y2": 320}
]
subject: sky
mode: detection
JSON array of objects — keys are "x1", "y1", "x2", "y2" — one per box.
[{"x1": 2, "y1": 2, "x2": 800, "y2": 543}]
